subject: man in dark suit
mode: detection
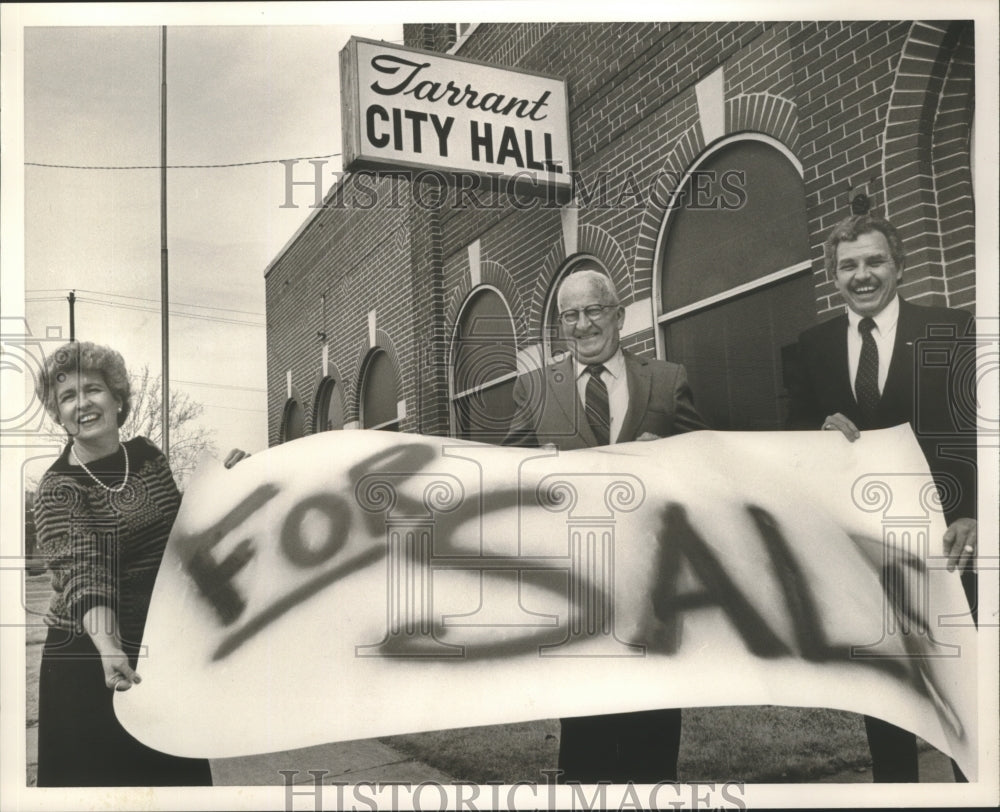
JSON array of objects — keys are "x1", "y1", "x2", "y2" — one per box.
[
  {"x1": 787, "y1": 213, "x2": 978, "y2": 782},
  {"x1": 503, "y1": 267, "x2": 706, "y2": 782}
]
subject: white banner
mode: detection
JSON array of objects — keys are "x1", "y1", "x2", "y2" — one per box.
[{"x1": 116, "y1": 426, "x2": 977, "y2": 778}]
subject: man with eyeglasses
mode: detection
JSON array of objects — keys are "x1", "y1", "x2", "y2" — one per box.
[{"x1": 503, "y1": 267, "x2": 706, "y2": 782}]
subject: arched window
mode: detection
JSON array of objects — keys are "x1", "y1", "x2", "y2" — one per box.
[
  {"x1": 657, "y1": 136, "x2": 815, "y2": 430},
  {"x1": 450, "y1": 287, "x2": 518, "y2": 441},
  {"x1": 280, "y1": 397, "x2": 305, "y2": 443},
  {"x1": 360, "y1": 350, "x2": 400, "y2": 431},
  {"x1": 314, "y1": 377, "x2": 345, "y2": 432}
]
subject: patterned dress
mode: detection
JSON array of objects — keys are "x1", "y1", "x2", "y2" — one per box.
[{"x1": 33, "y1": 436, "x2": 211, "y2": 786}]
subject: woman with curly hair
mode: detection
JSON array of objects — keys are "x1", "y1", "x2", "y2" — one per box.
[{"x1": 32, "y1": 341, "x2": 212, "y2": 786}]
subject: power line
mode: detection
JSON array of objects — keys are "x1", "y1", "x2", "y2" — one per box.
[
  {"x1": 77, "y1": 296, "x2": 263, "y2": 327},
  {"x1": 26, "y1": 293, "x2": 263, "y2": 321},
  {"x1": 200, "y1": 403, "x2": 266, "y2": 414},
  {"x1": 74, "y1": 295, "x2": 264, "y2": 328},
  {"x1": 174, "y1": 378, "x2": 266, "y2": 394},
  {"x1": 25, "y1": 152, "x2": 341, "y2": 171},
  {"x1": 27, "y1": 287, "x2": 264, "y2": 317}
]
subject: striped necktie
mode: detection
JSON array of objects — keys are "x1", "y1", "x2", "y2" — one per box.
[
  {"x1": 585, "y1": 364, "x2": 610, "y2": 446},
  {"x1": 855, "y1": 317, "x2": 880, "y2": 427}
]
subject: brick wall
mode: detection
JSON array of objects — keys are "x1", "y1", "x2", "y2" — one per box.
[
  {"x1": 265, "y1": 20, "x2": 976, "y2": 444},
  {"x1": 404, "y1": 23, "x2": 457, "y2": 54},
  {"x1": 266, "y1": 172, "x2": 414, "y2": 444}
]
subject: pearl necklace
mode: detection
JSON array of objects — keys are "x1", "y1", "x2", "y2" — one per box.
[{"x1": 70, "y1": 443, "x2": 130, "y2": 493}]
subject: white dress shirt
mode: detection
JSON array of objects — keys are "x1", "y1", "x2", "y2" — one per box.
[
  {"x1": 574, "y1": 348, "x2": 629, "y2": 444},
  {"x1": 846, "y1": 295, "x2": 899, "y2": 398}
]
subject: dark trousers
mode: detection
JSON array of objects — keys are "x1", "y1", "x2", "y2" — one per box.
[
  {"x1": 37, "y1": 625, "x2": 213, "y2": 787},
  {"x1": 864, "y1": 567, "x2": 977, "y2": 784},
  {"x1": 863, "y1": 716, "x2": 918, "y2": 782},
  {"x1": 865, "y1": 717, "x2": 970, "y2": 783},
  {"x1": 558, "y1": 708, "x2": 682, "y2": 784}
]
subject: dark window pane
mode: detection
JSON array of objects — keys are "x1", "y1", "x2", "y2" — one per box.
[
  {"x1": 663, "y1": 272, "x2": 816, "y2": 430},
  {"x1": 454, "y1": 290, "x2": 516, "y2": 394},
  {"x1": 317, "y1": 379, "x2": 345, "y2": 431},
  {"x1": 661, "y1": 141, "x2": 811, "y2": 312},
  {"x1": 452, "y1": 288, "x2": 517, "y2": 439},
  {"x1": 282, "y1": 399, "x2": 305, "y2": 442},
  {"x1": 454, "y1": 378, "x2": 516, "y2": 442},
  {"x1": 361, "y1": 351, "x2": 398, "y2": 428},
  {"x1": 464, "y1": 287, "x2": 511, "y2": 324}
]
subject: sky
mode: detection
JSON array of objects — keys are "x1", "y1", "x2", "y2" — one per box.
[{"x1": 16, "y1": 17, "x2": 404, "y2": 480}]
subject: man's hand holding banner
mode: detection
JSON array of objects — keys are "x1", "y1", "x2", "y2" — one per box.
[{"x1": 115, "y1": 426, "x2": 977, "y2": 778}]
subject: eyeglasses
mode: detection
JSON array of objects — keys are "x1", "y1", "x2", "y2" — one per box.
[{"x1": 558, "y1": 304, "x2": 619, "y2": 325}]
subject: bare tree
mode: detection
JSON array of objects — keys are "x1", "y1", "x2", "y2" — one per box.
[{"x1": 121, "y1": 365, "x2": 218, "y2": 488}]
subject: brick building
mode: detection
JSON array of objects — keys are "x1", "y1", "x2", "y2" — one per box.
[{"x1": 265, "y1": 20, "x2": 975, "y2": 444}]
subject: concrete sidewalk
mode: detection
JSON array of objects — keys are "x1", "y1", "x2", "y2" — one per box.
[
  {"x1": 26, "y1": 726, "x2": 452, "y2": 787},
  {"x1": 209, "y1": 738, "x2": 453, "y2": 785}
]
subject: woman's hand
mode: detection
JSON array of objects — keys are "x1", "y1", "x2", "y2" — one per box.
[
  {"x1": 98, "y1": 647, "x2": 142, "y2": 691},
  {"x1": 224, "y1": 448, "x2": 252, "y2": 469},
  {"x1": 83, "y1": 606, "x2": 142, "y2": 691},
  {"x1": 82, "y1": 606, "x2": 141, "y2": 691}
]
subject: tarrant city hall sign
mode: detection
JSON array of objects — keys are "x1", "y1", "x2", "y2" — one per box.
[{"x1": 340, "y1": 37, "x2": 573, "y2": 202}]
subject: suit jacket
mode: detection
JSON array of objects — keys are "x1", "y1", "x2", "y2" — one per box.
[
  {"x1": 503, "y1": 349, "x2": 707, "y2": 449},
  {"x1": 786, "y1": 297, "x2": 977, "y2": 524}
]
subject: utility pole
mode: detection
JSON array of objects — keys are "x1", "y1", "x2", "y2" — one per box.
[
  {"x1": 67, "y1": 290, "x2": 76, "y2": 342},
  {"x1": 160, "y1": 26, "x2": 170, "y2": 458}
]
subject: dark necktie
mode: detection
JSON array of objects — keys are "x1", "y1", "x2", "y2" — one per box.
[
  {"x1": 585, "y1": 364, "x2": 610, "y2": 446},
  {"x1": 855, "y1": 317, "x2": 880, "y2": 427}
]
